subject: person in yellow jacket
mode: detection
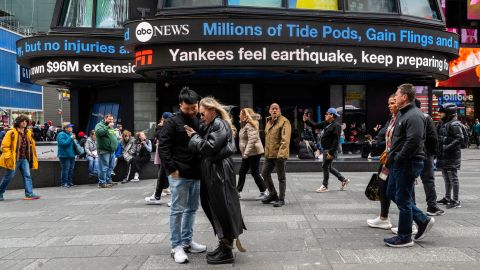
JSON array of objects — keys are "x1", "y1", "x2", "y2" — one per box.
[
  {"x1": 261, "y1": 103, "x2": 292, "y2": 207},
  {"x1": 0, "y1": 115, "x2": 40, "y2": 201}
]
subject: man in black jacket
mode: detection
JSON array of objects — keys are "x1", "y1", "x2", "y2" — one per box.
[
  {"x1": 414, "y1": 99, "x2": 444, "y2": 216},
  {"x1": 304, "y1": 108, "x2": 350, "y2": 193},
  {"x1": 436, "y1": 103, "x2": 464, "y2": 209},
  {"x1": 384, "y1": 84, "x2": 434, "y2": 248},
  {"x1": 158, "y1": 88, "x2": 206, "y2": 264}
]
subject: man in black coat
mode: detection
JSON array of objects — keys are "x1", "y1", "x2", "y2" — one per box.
[
  {"x1": 158, "y1": 88, "x2": 206, "y2": 264},
  {"x1": 304, "y1": 108, "x2": 350, "y2": 193},
  {"x1": 414, "y1": 99, "x2": 444, "y2": 216},
  {"x1": 384, "y1": 83, "x2": 434, "y2": 248},
  {"x1": 436, "y1": 103, "x2": 464, "y2": 209}
]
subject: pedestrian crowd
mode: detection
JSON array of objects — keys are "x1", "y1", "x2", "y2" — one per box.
[{"x1": 0, "y1": 84, "x2": 473, "y2": 264}]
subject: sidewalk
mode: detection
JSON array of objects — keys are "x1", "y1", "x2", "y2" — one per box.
[{"x1": 0, "y1": 150, "x2": 480, "y2": 269}]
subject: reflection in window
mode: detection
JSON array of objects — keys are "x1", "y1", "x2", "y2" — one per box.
[
  {"x1": 228, "y1": 0, "x2": 283, "y2": 7},
  {"x1": 288, "y1": 0, "x2": 338, "y2": 10},
  {"x1": 345, "y1": 85, "x2": 366, "y2": 110},
  {"x1": 347, "y1": 0, "x2": 396, "y2": 13},
  {"x1": 165, "y1": 0, "x2": 223, "y2": 7},
  {"x1": 61, "y1": 0, "x2": 93, "y2": 27},
  {"x1": 96, "y1": 0, "x2": 128, "y2": 28},
  {"x1": 461, "y1": 29, "x2": 478, "y2": 44},
  {"x1": 400, "y1": 0, "x2": 440, "y2": 20}
]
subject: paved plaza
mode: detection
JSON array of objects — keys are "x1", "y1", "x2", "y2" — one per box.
[{"x1": 0, "y1": 150, "x2": 480, "y2": 270}]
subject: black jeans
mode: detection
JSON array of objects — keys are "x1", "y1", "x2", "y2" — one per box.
[
  {"x1": 154, "y1": 165, "x2": 169, "y2": 199},
  {"x1": 442, "y1": 168, "x2": 460, "y2": 201},
  {"x1": 420, "y1": 155, "x2": 438, "y2": 208},
  {"x1": 379, "y1": 177, "x2": 391, "y2": 218},
  {"x1": 322, "y1": 153, "x2": 345, "y2": 188},
  {"x1": 237, "y1": 154, "x2": 266, "y2": 193},
  {"x1": 262, "y1": 158, "x2": 287, "y2": 200},
  {"x1": 127, "y1": 156, "x2": 149, "y2": 180}
]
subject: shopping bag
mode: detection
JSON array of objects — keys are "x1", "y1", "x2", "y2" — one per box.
[{"x1": 365, "y1": 173, "x2": 380, "y2": 201}]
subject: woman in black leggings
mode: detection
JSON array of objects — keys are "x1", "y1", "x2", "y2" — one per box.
[
  {"x1": 237, "y1": 108, "x2": 267, "y2": 200},
  {"x1": 366, "y1": 95, "x2": 398, "y2": 230}
]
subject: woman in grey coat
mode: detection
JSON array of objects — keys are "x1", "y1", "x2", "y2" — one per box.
[
  {"x1": 237, "y1": 108, "x2": 267, "y2": 199},
  {"x1": 85, "y1": 130, "x2": 99, "y2": 178}
]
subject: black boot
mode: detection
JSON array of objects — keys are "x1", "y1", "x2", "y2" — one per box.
[
  {"x1": 262, "y1": 193, "x2": 278, "y2": 204},
  {"x1": 207, "y1": 240, "x2": 222, "y2": 257},
  {"x1": 207, "y1": 239, "x2": 234, "y2": 265}
]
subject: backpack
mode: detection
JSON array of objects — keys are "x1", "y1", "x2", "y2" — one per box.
[
  {"x1": 424, "y1": 114, "x2": 439, "y2": 155},
  {"x1": 451, "y1": 121, "x2": 469, "y2": 149}
]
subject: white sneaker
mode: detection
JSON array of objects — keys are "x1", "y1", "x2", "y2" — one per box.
[
  {"x1": 144, "y1": 195, "x2": 162, "y2": 205},
  {"x1": 167, "y1": 201, "x2": 172, "y2": 207},
  {"x1": 316, "y1": 185, "x2": 329, "y2": 193},
  {"x1": 391, "y1": 225, "x2": 418, "y2": 235},
  {"x1": 367, "y1": 216, "x2": 392, "y2": 229},
  {"x1": 257, "y1": 191, "x2": 268, "y2": 200},
  {"x1": 171, "y1": 246, "x2": 188, "y2": 263},
  {"x1": 183, "y1": 241, "x2": 207, "y2": 253},
  {"x1": 131, "y1": 173, "x2": 140, "y2": 182}
]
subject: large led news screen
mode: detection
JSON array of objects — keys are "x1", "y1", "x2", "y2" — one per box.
[{"x1": 468, "y1": 0, "x2": 480, "y2": 20}]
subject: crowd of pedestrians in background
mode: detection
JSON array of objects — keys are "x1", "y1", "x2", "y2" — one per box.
[{"x1": 0, "y1": 83, "x2": 475, "y2": 264}]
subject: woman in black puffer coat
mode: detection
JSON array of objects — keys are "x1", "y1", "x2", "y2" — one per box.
[{"x1": 185, "y1": 97, "x2": 245, "y2": 265}]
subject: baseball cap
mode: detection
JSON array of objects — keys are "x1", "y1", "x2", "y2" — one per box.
[{"x1": 326, "y1": 108, "x2": 340, "y2": 117}]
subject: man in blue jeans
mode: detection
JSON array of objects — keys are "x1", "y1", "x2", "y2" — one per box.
[
  {"x1": 0, "y1": 114, "x2": 40, "y2": 201},
  {"x1": 57, "y1": 122, "x2": 76, "y2": 187},
  {"x1": 385, "y1": 83, "x2": 435, "y2": 247},
  {"x1": 158, "y1": 88, "x2": 206, "y2": 264},
  {"x1": 95, "y1": 114, "x2": 118, "y2": 188}
]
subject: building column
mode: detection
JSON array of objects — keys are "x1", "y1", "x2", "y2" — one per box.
[{"x1": 239, "y1": 84, "x2": 253, "y2": 109}]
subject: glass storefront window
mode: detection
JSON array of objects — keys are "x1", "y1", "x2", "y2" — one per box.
[
  {"x1": 345, "y1": 85, "x2": 366, "y2": 110},
  {"x1": 96, "y1": 0, "x2": 128, "y2": 28},
  {"x1": 415, "y1": 86, "x2": 429, "y2": 114},
  {"x1": 432, "y1": 89, "x2": 475, "y2": 124},
  {"x1": 60, "y1": 0, "x2": 93, "y2": 27},
  {"x1": 346, "y1": 0, "x2": 396, "y2": 13},
  {"x1": 164, "y1": 0, "x2": 223, "y2": 7},
  {"x1": 228, "y1": 0, "x2": 283, "y2": 7},
  {"x1": 288, "y1": 0, "x2": 338, "y2": 10},
  {"x1": 400, "y1": 0, "x2": 440, "y2": 20}
]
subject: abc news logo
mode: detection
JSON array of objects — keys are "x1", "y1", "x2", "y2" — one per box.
[{"x1": 135, "y1": 22, "x2": 189, "y2": 42}]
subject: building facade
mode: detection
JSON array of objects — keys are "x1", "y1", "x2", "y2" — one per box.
[{"x1": 16, "y1": 0, "x2": 460, "y2": 139}]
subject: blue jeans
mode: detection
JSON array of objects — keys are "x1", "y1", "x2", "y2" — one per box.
[
  {"x1": 98, "y1": 152, "x2": 115, "y2": 184},
  {"x1": 387, "y1": 158, "x2": 428, "y2": 241},
  {"x1": 86, "y1": 156, "x2": 99, "y2": 176},
  {"x1": 0, "y1": 159, "x2": 34, "y2": 196},
  {"x1": 59, "y1": 157, "x2": 75, "y2": 186},
  {"x1": 168, "y1": 176, "x2": 200, "y2": 248}
]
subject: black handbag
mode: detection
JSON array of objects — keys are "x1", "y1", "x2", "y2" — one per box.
[{"x1": 365, "y1": 167, "x2": 382, "y2": 201}]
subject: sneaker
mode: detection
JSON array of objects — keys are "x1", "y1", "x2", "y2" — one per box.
[
  {"x1": 145, "y1": 195, "x2": 162, "y2": 205},
  {"x1": 171, "y1": 246, "x2": 188, "y2": 264},
  {"x1": 315, "y1": 185, "x2": 329, "y2": 193},
  {"x1": 273, "y1": 199, "x2": 285, "y2": 207},
  {"x1": 24, "y1": 193, "x2": 40, "y2": 200},
  {"x1": 261, "y1": 193, "x2": 279, "y2": 204},
  {"x1": 121, "y1": 178, "x2": 129, "y2": 184},
  {"x1": 256, "y1": 191, "x2": 268, "y2": 200},
  {"x1": 68, "y1": 183, "x2": 75, "y2": 187},
  {"x1": 446, "y1": 200, "x2": 461, "y2": 209},
  {"x1": 167, "y1": 201, "x2": 172, "y2": 207},
  {"x1": 340, "y1": 178, "x2": 351, "y2": 191},
  {"x1": 61, "y1": 184, "x2": 70, "y2": 188},
  {"x1": 98, "y1": 183, "x2": 108, "y2": 188},
  {"x1": 183, "y1": 241, "x2": 207, "y2": 253},
  {"x1": 437, "y1": 197, "x2": 451, "y2": 205},
  {"x1": 391, "y1": 225, "x2": 418, "y2": 235},
  {"x1": 132, "y1": 173, "x2": 140, "y2": 182},
  {"x1": 131, "y1": 178, "x2": 140, "y2": 182},
  {"x1": 384, "y1": 236, "x2": 414, "y2": 248},
  {"x1": 414, "y1": 217, "x2": 435, "y2": 241},
  {"x1": 162, "y1": 189, "x2": 171, "y2": 196},
  {"x1": 427, "y1": 205, "x2": 445, "y2": 216},
  {"x1": 0, "y1": 194, "x2": 4, "y2": 201},
  {"x1": 367, "y1": 216, "x2": 393, "y2": 229}
]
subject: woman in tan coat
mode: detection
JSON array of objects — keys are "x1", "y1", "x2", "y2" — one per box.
[{"x1": 237, "y1": 108, "x2": 267, "y2": 200}]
